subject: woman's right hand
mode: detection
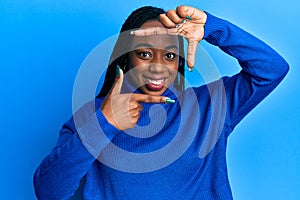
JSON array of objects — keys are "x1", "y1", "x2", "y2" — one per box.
[{"x1": 101, "y1": 67, "x2": 168, "y2": 130}]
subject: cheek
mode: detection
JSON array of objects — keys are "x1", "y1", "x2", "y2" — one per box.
[
  {"x1": 169, "y1": 60, "x2": 180, "y2": 75},
  {"x1": 126, "y1": 63, "x2": 147, "y2": 86},
  {"x1": 128, "y1": 55, "x2": 146, "y2": 71}
]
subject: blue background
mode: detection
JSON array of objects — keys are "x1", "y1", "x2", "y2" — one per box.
[{"x1": 0, "y1": 0, "x2": 299, "y2": 199}]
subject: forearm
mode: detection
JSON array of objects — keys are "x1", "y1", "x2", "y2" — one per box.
[
  {"x1": 203, "y1": 12, "x2": 289, "y2": 83},
  {"x1": 34, "y1": 132, "x2": 95, "y2": 199},
  {"x1": 34, "y1": 107, "x2": 119, "y2": 199},
  {"x1": 202, "y1": 12, "x2": 289, "y2": 129}
]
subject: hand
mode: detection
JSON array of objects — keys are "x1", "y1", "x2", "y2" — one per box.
[
  {"x1": 133, "y1": 5, "x2": 207, "y2": 71},
  {"x1": 101, "y1": 67, "x2": 171, "y2": 130}
]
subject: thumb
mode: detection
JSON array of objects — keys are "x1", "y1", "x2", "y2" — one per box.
[
  {"x1": 186, "y1": 39, "x2": 198, "y2": 69},
  {"x1": 110, "y1": 65, "x2": 124, "y2": 96}
]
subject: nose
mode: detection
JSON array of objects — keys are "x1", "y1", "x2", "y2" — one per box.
[
  {"x1": 148, "y1": 63, "x2": 167, "y2": 74},
  {"x1": 148, "y1": 53, "x2": 167, "y2": 74}
]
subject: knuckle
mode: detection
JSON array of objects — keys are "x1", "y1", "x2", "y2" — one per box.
[
  {"x1": 146, "y1": 95, "x2": 153, "y2": 102},
  {"x1": 139, "y1": 104, "x2": 143, "y2": 111},
  {"x1": 134, "y1": 112, "x2": 140, "y2": 118},
  {"x1": 130, "y1": 118, "x2": 137, "y2": 125},
  {"x1": 176, "y1": 6, "x2": 185, "y2": 14},
  {"x1": 166, "y1": 10, "x2": 174, "y2": 17},
  {"x1": 129, "y1": 97, "x2": 137, "y2": 104},
  {"x1": 159, "y1": 13, "x2": 166, "y2": 19},
  {"x1": 133, "y1": 116, "x2": 139, "y2": 123},
  {"x1": 130, "y1": 110, "x2": 137, "y2": 117},
  {"x1": 129, "y1": 101, "x2": 138, "y2": 108},
  {"x1": 132, "y1": 104, "x2": 139, "y2": 110},
  {"x1": 128, "y1": 93, "x2": 135, "y2": 99}
]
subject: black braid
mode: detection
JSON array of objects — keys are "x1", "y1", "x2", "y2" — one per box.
[{"x1": 97, "y1": 6, "x2": 185, "y2": 98}]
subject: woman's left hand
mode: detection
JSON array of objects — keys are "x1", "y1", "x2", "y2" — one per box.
[{"x1": 133, "y1": 5, "x2": 207, "y2": 71}]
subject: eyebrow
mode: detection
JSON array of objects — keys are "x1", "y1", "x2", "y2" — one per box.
[
  {"x1": 165, "y1": 45, "x2": 179, "y2": 51},
  {"x1": 134, "y1": 43, "x2": 153, "y2": 49},
  {"x1": 134, "y1": 43, "x2": 179, "y2": 51}
]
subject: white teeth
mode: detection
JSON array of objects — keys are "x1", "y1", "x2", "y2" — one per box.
[{"x1": 147, "y1": 78, "x2": 164, "y2": 85}]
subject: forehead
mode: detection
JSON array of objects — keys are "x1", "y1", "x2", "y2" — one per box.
[{"x1": 130, "y1": 20, "x2": 179, "y2": 50}]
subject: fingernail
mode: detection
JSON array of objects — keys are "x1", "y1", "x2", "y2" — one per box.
[
  {"x1": 165, "y1": 98, "x2": 175, "y2": 104},
  {"x1": 188, "y1": 67, "x2": 193, "y2": 72},
  {"x1": 116, "y1": 65, "x2": 121, "y2": 77},
  {"x1": 186, "y1": 15, "x2": 192, "y2": 20},
  {"x1": 130, "y1": 31, "x2": 135, "y2": 35},
  {"x1": 181, "y1": 19, "x2": 188, "y2": 24}
]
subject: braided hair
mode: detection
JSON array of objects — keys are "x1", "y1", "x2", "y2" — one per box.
[{"x1": 97, "y1": 6, "x2": 185, "y2": 98}]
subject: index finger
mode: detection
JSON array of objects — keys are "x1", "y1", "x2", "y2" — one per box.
[
  {"x1": 132, "y1": 93, "x2": 175, "y2": 104},
  {"x1": 131, "y1": 27, "x2": 178, "y2": 37}
]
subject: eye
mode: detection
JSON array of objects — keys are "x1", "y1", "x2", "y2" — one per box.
[
  {"x1": 165, "y1": 52, "x2": 177, "y2": 60},
  {"x1": 136, "y1": 51, "x2": 152, "y2": 59}
]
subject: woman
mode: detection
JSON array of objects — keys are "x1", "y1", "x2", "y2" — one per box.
[{"x1": 34, "y1": 5, "x2": 289, "y2": 199}]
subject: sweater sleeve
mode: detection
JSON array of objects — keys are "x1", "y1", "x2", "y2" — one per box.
[
  {"x1": 203, "y1": 12, "x2": 289, "y2": 131},
  {"x1": 33, "y1": 100, "x2": 120, "y2": 199}
]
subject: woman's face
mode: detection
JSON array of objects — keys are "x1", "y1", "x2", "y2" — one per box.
[{"x1": 127, "y1": 20, "x2": 180, "y2": 96}]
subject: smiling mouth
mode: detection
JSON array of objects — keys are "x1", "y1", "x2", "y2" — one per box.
[{"x1": 144, "y1": 77, "x2": 167, "y2": 91}]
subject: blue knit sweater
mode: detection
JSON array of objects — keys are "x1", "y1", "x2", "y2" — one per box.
[{"x1": 34, "y1": 13, "x2": 289, "y2": 200}]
